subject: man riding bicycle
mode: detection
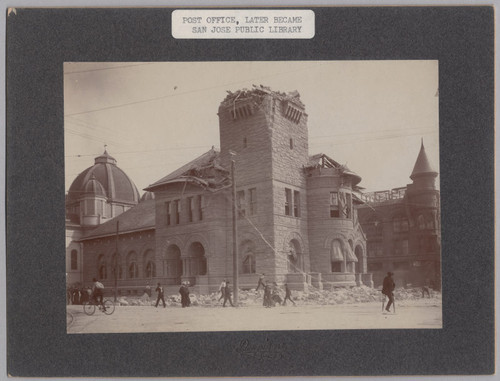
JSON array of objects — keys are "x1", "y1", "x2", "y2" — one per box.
[{"x1": 92, "y1": 278, "x2": 106, "y2": 311}]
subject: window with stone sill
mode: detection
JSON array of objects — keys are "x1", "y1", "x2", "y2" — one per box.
[
  {"x1": 293, "y1": 190, "x2": 300, "y2": 217},
  {"x1": 330, "y1": 192, "x2": 339, "y2": 217},
  {"x1": 174, "y1": 200, "x2": 180, "y2": 224},
  {"x1": 187, "y1": 197, "x2": 194, "y2": 222},
  {"x1": 285, "y1": 188, "x2": 292, "y2": 216},
  {"x1": 242, "y1": 254, "x2": 256, "y2": 274},
  {"x1": 165, "y1": 201, "x2": 171, "y2": 225},
  {"x1": 249, "y1": 188, "x2": 257, "y2": 215},
  {"x1": 198, "y1": 195, "x2": 203, "y2": 221}
]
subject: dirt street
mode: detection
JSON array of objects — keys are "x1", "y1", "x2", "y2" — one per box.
[{"x1": 67, "y1": 298, "x2": 442, "y2": 333}]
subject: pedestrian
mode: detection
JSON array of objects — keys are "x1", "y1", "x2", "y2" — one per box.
[
  {"x1": 179, "y1": 282, "x2": 191, "y2": 307},
  {"x1": 263, "y1": 282, "x2": 272, "y2": 307},
  {"x1": 179, "y1": 282, "x2": 187, "y2": 307},
  {"x1": 223, "y1": 281, "x2": 234, "y2": 307},
  {"x1": 382, "y1": 272, "x2": 396, "y2": 312},
  {"x1": 155, "y1": 282, "x2": 166, "y2": 308},
  {"x1": 256, "y1": 274, "x2": 266, "y2": 291},
  {"x1": 271, "y1": 283, "x2": 282, "y2": 306},
  {"x1": 91, "y1": 277, "x2": 106, "y2": 312},
  {"x1": 282, "y1": 283, "x2": 296, "y2": 306},
  {"x1": 421, "y1": 286, "x2": 430, "y2": 298},
  {"x1": 218, "y1": 279, "x2": 226, "y2": 302},
  {"x1": 185, "y1": 282, "x2": 191, "y2": 307}
]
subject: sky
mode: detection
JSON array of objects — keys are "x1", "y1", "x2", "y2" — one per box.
[{"x1": 64, "y1": 61, "x2": 439, "y2": 195}]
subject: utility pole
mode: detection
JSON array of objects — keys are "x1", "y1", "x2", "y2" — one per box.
[
  {"x1": 231, "y1": 153, "x2": 239, "y2": 305},
  {"x1": 114, "y1": 220, "x2": 119, "y2": 302}
]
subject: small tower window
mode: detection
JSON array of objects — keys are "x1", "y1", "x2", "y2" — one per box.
[
  {"x1": 290, "y1": 138, "x2": 294, "y2": 149},
  {"x1": 285, "y1": 188, "x2": 292, "y2": 216},
  {"x1": 243, "y1": 137, "x2": 247, "y2": 148}
]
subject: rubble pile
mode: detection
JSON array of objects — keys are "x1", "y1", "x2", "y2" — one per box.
[{"x1": 113, "y1": 286, "x2": 440, "y2": 307}]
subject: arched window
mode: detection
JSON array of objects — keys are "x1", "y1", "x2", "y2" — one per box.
[
  {"x1": 242, "y1": 254, "x2": 256, "y2": 274},
  {"x1": 97, "y1": 255, "x2": 107, "y2": 279},
  {"x1": 145, "y1": 261, "x2": 156, "y2": 278},
  {"x1": 127, "y1": 251, "x2": 139, "y2": 279},
  {"x1": 331, "y1": 240, "x2": 343, "y2": 272},
  {"x1": 128, "y1": 262, "x2": 139, "y2": 278},
  {"x1": 71, "y1": 250, "x2": 78, "y2": 270}
]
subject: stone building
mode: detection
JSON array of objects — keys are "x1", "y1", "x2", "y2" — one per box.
[
  {"x1": 67, "y1": 86, "x2": 375, "y2": 294},
  {"x1": 65, "y1": 150, "x2": 140, "y2": 286},
  {"x1": 357, "y1": 141, "x2": 441, "y2": 289}
]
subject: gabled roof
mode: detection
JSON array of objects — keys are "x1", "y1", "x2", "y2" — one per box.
[
  {"x1": 80, "y1": 199, "x2": 156, "y2": 240},
  {"x1": 410, "y1": 140, "x2": 438, "y2": 180},
  {"x1": 144, "y1": 148, "x2": 230, "y2": 192}
]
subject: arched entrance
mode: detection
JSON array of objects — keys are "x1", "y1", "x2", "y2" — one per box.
[
  {"x1": 188, "y1": 242, "x2": 207, "y2": 276},
  {"x1": 240, "y1": 240, "x2": 256, "y2": 274},
  {"x1": 287, "y1": 239, "x2": 303, "y2": 273},
  {"x1": 164, "y1": 244, "x2": 182, "y2": 285}
]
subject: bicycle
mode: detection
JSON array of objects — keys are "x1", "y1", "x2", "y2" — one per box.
[{"x1": 83, "y1": 298, "x2": 115, "y2": 316}]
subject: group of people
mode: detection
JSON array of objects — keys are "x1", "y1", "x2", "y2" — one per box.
[
  {"x1": 66, "y1": 285, "x2": 94, "y2": 305},
  {"x1": 256, "y1": 274, "x2": 296, "y2": 308}
]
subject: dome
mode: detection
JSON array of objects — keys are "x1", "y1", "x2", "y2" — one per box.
[
  {"x1": 67, "y1": 150, "x2": 140, "y2": 205},
  {"x1": 140, "y1": 191, "x2": 155, "y2": 202},
  {"x1": 83, "y1": 175, "x2": 106, "y2": 198}
]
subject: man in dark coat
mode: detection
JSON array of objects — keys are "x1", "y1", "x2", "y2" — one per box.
[
  {"x1": 263, "y1": 282, "x2": 272, "y2": 307},
  {"x1": 223, "y1": 281, "x2": 234, "y2": 307},
  {"x1": 179, "y1": 282, "x2": 190, "y2": 307},
  {"x1": 155, "y1": 282, "x2": 166, "y2": 308},
  {"x1": 382, "y1": 272, "x2": 396, "y2": 312}
]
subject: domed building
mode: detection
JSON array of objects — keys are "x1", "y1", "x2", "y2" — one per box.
[{"x1": 65, "y1": 150, "x2": 140, "y2": 286}]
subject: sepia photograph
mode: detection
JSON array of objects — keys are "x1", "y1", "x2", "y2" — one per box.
[
  {"x1": 64, "y1": 60, "x2": 442, "y2": 333},
  {"x1": 6, "y1": 5, "x2": 494, "y2": 377}
]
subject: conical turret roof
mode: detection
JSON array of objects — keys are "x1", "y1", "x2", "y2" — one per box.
[{"x1": 410, "y1": 140, "x2": 438, "y2": 180}]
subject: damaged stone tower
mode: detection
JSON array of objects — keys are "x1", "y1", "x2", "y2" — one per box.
[{"x1": 218, "y1": 86, "x2": 311, "y2": 289}]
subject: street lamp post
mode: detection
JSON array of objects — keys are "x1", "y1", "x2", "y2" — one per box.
[{"x1": 230, "y1": 153, "x2": 239, "y2": 305}]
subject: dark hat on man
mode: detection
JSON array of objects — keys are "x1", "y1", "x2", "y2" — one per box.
[
  {"x1": 387, "y1": 272, "x2": 393, "y2": 276},
  {"x1": 92, "y1": 278, "x2": 97, "y2": 282}
]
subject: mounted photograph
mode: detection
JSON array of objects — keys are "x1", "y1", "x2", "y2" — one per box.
[{"x1": 64, "y1": 60, "x2": 441, "y2": 333}]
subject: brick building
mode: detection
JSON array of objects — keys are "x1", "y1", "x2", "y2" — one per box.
[
  {"x1": 67, "y1": 86, "x2": 377, "y2": 295},
  {"x1": 357, "y1": 141, "x2": 441, "y2": 289}
]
